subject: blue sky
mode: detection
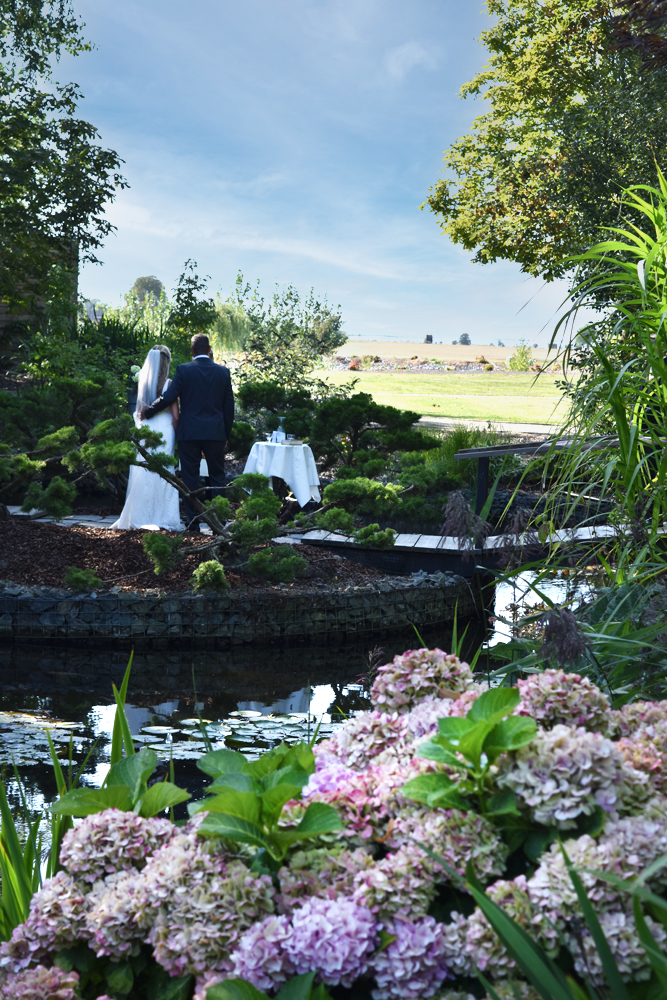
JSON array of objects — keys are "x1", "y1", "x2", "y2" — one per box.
[{"x1": 65, "y1": 0, "x2": 572, "y2": 347}]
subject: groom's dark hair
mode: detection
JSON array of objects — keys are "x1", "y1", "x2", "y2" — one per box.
[{"x1": 191, "y1": 334, "x2": 210, "y2": 356}]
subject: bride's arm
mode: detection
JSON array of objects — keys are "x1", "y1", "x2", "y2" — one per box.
[{"x1": 170, "y1": 399, "x2": 179, "y2": 431}]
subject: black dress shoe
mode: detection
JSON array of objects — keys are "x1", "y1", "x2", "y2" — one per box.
[{"x1": 183, "y1": 526, "x2": 202, "y2": 536}]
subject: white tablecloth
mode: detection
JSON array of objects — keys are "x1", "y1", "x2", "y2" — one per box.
[{"x1": 243, "y1": 442, "x2": 321, "y2": 508}]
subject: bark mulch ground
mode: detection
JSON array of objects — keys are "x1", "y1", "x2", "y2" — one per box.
[{"x1": 0, "y1": 519, "x2": 388, "y2": 594}]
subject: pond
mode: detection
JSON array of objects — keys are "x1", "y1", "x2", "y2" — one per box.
[{"x1": 0, "y1": 568, "x2": 591, "y2": 826}]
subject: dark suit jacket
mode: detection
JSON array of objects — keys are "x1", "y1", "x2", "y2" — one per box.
[{"x1": 144, "y1": 356, "x2": 234, "y2": 442}]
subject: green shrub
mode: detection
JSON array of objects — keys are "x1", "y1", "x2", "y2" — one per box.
[
  {"x1": 191, "y1": 560, "x2": 229, "y2": 592},
  {"x1": 21, "y1": 476, "x2": 77, "y2": 519},
  {"x1": 228, "y1": 518, "x2": 279, "y2": 548},
  {"x1": 507, "y1": 338, "x2": 534, "y2": 371},
  {"x1": 315, "y1": 507, "x2": 355, "y2": 534},
  {"x1": 64, "y1": 566, "x2": 102, "y2": 591},
  {"x1": 246, "y1": 545, "x2": 309, "y2": 582},
  {"x1": 354, "y1": 523, "x2": 397, "y2": 548},
  {"x1": 322, "y1": 478, "x2": 402, "y2": 516},
  {"x1": 142, "y1": 533, "x2": 182, "y2": 574},
  {"x1": 231, "y1": 473, "x2": 282, "y2": 522},
  {"x1": 227, "y1": 421, "x2": 255, "y2": 458},
  {"x1": 204, "y1": 495, "x2": 233, "y2": 521}
]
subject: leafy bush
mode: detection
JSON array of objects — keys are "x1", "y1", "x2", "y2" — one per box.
[
  {"x1": 314, "y1": 507, "x2": 356, "y2": 534},
  {"x1": 228, "y1": 518, "x2": 279, "y2": 548},
  {"x1": 64, "y1": 566, "x2": 102, "y2": 591},
  {"x1": 204, "y1": 495, "x2": 233, "y2": 522},
  {"x1": 192, "y1": 560, "x2": 230, "y2": 592},
  {"x1": 246, "y1": 545, "x2": 309, "y2": 583},
  {"x1": 507, "y1": 339, "x2": 534, "y2": 371},
  {"x1": 227, "y1": 420, "x2": 255, "y2": 458},
  {"x1": 322, "y1": 478, "x2": 402, "y2": 516},
  {"x1": 142, "y1": 533, "x2": 182, "y2": 574},
  {"x1": 354, "y1": 523, "x2": 397, "y2": 548},
  {"x1": 20, "y1": 475, "x2": 77, "y2": 519}
]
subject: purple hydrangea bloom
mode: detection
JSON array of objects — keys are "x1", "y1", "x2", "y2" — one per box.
[
  {"x1": 517, "y1": 669, "x2": 613, "y2": 734},
  {"x1": 303, "y1": 760, "x2": 356, "y2": 797},
  {"x1": 0, "y1": 963, "x2": 79, "y2": 1000},
  {"x1": 230, "y1": 914, "x2": 295, "y2": 990},
  {"x1": 60, "y1": 808, "x2": 173, "y2": 882},
  {"x1": 284, "y1": 896, "x2": 378, "y2": 986},
  {"x1": 371, "y1": 649, "x2": 474, "y2": 713},
  {"x1": 0, "y1": 872, "x2": 87, "y2": 974},
  {"x1": 369, "y1": 915, "x2": 451, "y2": 999}
]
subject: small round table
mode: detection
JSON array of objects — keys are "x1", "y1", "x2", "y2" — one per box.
[{"x1": 242, "y1": 442, "x2": 321, "y2": 508}]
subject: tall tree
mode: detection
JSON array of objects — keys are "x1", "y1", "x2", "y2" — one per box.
[
  {"x1": 425, "y1": 0, "x2": 667, "y2": 282},
  {"x1": 0, "y1": 0, "x2": 126, "y2": 312}
]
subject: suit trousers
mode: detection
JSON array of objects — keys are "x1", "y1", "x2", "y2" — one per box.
[{"x1": 179, "y1": 439, "x2": 225, "y2": 527}]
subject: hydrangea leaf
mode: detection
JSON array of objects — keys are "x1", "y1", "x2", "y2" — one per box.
[
  {"x1": 207, "y1": 980, "x2": 269, "y2": 1000},
  {"x1": 105, "y1": 746, "x2": 158, "y2": 803},
  {"x1": 483, "y1": 717, "x2": 538, "y2": 763},
  {"x1": 105, "y1": 960, "x2": 134, "y2": 994},
  {"x1": 275, "y1": 972, "x2": 319, "y2": 1000},
  {"x1": 197, "y1": 813, "x2": 271, "y2": 852},
  {"x1": 260, "y1": 784, "x2": 306, "y2": 826},
  {"x1": 467, "y1": 687, "x2": 521, "y2": 726},
  {"x1": 436, "y1": 717, "x2": 476, "y2": 739},
  {"x1": 194, "y1": 790, "x2": 262, "y2": 825},
  {"x1": 486, "y1": 788, "x2": 521, "y2": 818},
  {"x1": 138, "y1": 781, "x2": 191, "y2": 818},
  {"x1": 197, "y1": 748, "x2": 249, "y2": 778},
  {"x1": 50, "y1": 785, "x2": 134, "y2": 816},
  {"x1": 209, "y1": 773, "x2": 258, "y2": 794},
  {"x1": 401, "y1": 773, "x2": 469, "y2": 810},
  {"x1": 260, "y1": 765, "x2": 311, "y2": 792},
  {"x1": 145, "y1": 966, "x2": 193, "y2": 1000},
  {"x1": 416, "y1": 737, "x2": 465, "y2": 769},
  {"x1": 270, "y1": 802, "x2": 344, "y2": 855}
]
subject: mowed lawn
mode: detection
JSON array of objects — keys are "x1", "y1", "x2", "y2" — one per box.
[{"x1": 322, "y1": 371, "x2": 568, "y2": 424}]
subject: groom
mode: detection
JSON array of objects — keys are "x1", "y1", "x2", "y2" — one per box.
[{"x1": 142, "y1": 333, "x2": 234, "y2": 532}]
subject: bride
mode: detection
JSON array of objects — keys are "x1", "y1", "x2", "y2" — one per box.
[{"x1": 111, "y1": 345, "x2": 182, "y2": 531}]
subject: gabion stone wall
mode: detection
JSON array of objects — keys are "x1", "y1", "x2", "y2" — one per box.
[{"x1": 0, "y1": 572, "x2": 479, "y2": 648}]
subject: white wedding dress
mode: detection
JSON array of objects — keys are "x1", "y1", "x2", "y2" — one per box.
[{"x1": 111, "y1": 379, "x2": 182, "y2": 531}]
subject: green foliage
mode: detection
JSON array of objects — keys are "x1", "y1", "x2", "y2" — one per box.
[
  {"x1": 55, "y1": 942, "x2": 193, "y2": 999},
  {"x1": 193, "y1": 743, "x2": 343, "y2": 860},
  {"x1": 21, "y1": 475, "x2": 76, "y2": 518},
  {"x1": 131, "y1": 275, "x2": 164, "y2": 304},
  {"x1": 246, "y1": 545, "x2": 308, "y2": 583},
  {"x1": 426, "y1": 0, "x2": 667, "y2": 281},
  {"x1": 208, "y1": 972, "x2": 332, "y2": 1000},
  {"x1": 210, "y1": 293, "x2": 252, "y2": 355},
  {"x1": 354, "y1": 523, "x2": 397, "y2": 549},
  {"x1": 232, "y1": 474, "x2": 282, "y2": 522},
  {"x1": 167, "y1": 260, "x2": 217, "y2": 338},
  {"x1": 142, "y1": 533, "x2": 182, "y2": 575},
  {"x1": 227, "y1": 421, "x2": 255, "y2": 459},
  {"x1": 322, "y1": 478, "x2": 402, "y2": 516},
  {"x1": 546, "y1": 172, "x2": 667, "y2": 536},
  {"x1": 52, "y1": 746, "x2": 189, "y2": 820},
  {"x1": 402, "y1": 686, "x2": 541, "y2": 853},
  {"x1": 228, "y1": 518, "x2": 279, "y2": 549},
  {"x1": 204, "y1": 494, "x2": 232, "y2": 522},
  {"x1": 191, "y1": 560, "x2": 230, "y2": 592},
  {"x1": 507, "y1": 339, "x2": 534, "y2": 372},
  {"x1": 314, "y1": 507, "x2": 356, "y2": 534},
  {"x1": 307, "y1": 392, "x2": 423, "y2": 467},
  {"x1": 64, "y1": 566, "x2": 102, "y2": 591}
]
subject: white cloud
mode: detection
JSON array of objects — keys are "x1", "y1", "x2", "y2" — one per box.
[{"x1": 384, "y1": 41, "x2": 436, "y2": 82}]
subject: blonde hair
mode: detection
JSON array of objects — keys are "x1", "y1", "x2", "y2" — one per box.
[{"x1": 155, "y1": 345, "x2": 171, "y2": 396}]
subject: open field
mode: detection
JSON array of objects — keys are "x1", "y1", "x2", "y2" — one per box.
[
  {"x1": 340, "y1": 340, "x2": 557, "y2": 365},
  {"x1": 322, "y1": 370, "x2": 567, "y2": 424}
]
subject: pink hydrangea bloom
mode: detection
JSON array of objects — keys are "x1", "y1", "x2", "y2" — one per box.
[
  {"x1": 352, "y1": 844, "x2": 437, "y2": 919},
  {"x1": 369, "y1": 915, "x2": 452, "y2": 999},
  {"x1": 277, "y1": 846, "x2": 374, "y2": 912},
  {"x1": 571, "y1": 908, "x2": 667, "y2": 985},
  {"x1": 613, "y1": 700, "x2": 667, "y2": 741},
  {"x1": 84, "y1": 870, "x2": 144, "y2": 958},
  {"x1": 516, "y1": 669, "x2": 613, "y2": 734},
  {"x1": 0, "y1": 964, "x2": 79, "y2": 1000},
  {"x1": 388, "y1": 806, "x2": 508, "y2": 883},
  {"x1": 193, "y1": 969, "x2": 232, "y2": 1000},
  {"x1": 284, "y1": 896, "x2": 378, "y2": 986},
  {"x1": 496, "y1": 724, "x2": 646, "y2": 828},
  {"x1": 371, "y1": 649, "x2": 474, "y2": 713},
  {"x1": 0, "y1": 872, "x2": 87, "y2": 974},
  {"x1": 404, "y1": 688, "x2": 487, "y2": 741},
  {"x1": 230, "y1": 914, "x2": 296, "y2": 990},
  {"x1": 324, "y1": 711, "x2": 411, "y2": 770},
  {"x1": 60, "y1": 808, "x2": 173, "y2": 882},
  {"x1": 303, "y1": 758, "x2": 356, "y2": 797}
]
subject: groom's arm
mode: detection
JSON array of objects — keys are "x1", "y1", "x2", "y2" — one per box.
[
  {"x1": 143, "y1": 368, "x2": 183, "y2": 420},
  {"x1": 222, "y1": 368, "x2": 234, "y2": 442}
]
